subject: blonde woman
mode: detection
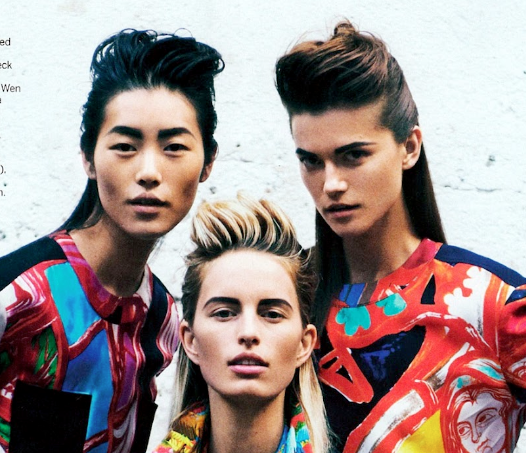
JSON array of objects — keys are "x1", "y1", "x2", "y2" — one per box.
[{"x1": 153, "y1": 195, "x2": 330, "y2": 453}]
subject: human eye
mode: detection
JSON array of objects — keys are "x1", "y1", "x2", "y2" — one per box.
[
  {"x1": 340, "y1": 149, "x2": 368, "y2": 165},
  {"x1": 110, "y1": 143, "x2": 136, "y2": 153},
  {"x1": 165, "y1": 143, "x2": 189, "y2": 153},
  {"x1": 259, "y1": 303, "x2": 290, "y2": 322},
  {"x1": 211, "y1": 307, "x2": 237, "y2": 320},
  {"x1": 297, "y1": 153, "x2": 322, "y2": 171},
  {"x1": 262, "y1": 310, "x2": 285, "y2": 320}
]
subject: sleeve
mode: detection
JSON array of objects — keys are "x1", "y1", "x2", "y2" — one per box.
[
  {"x1": 0, "y1": 236, "x2": 67, "y2": 343},
  {"x1": 498, "y1": 284, "x2": 526, "y2": 394}
]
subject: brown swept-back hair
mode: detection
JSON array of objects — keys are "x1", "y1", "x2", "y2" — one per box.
[{"x1": 275, "y1": 20, "x2": 446, "y2": 332}]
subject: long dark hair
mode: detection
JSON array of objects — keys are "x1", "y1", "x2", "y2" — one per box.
[
  {"x1": 60, "y1": 29, "x2": 224, "y2": 231},
  {"x1": 275, "y1": 20, "x2": 446, "y2": 332}
]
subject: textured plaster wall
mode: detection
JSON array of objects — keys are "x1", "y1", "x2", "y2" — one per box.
[{"x1": 1, "y1": 1, "x2": 525, "y2": 450}]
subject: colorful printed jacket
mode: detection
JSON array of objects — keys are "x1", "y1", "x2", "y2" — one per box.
[
  {"x1": 152, "y1": 402, "x2": 313, "y2": 453},
  {"x1": 0, "y1": 232, "x2": 179, "y2": 453},
  {"x1": 318, "y1": 239, "x2": 526, "y2": 453}
]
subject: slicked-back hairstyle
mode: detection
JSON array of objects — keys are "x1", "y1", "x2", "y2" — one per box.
[
  {"x1": 60, "y1": 29, "x2": 224, "y2": 231},
  {"x1": 275, "y1": 20, "x2": 445, "y2": 332},
  {"x1": 172, "y1": 194, "x2": 330, "y2": 453}
]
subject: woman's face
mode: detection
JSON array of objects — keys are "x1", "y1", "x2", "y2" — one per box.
[
  {"x1": 181, "y1": 249, "x2": 316, "y2": 406},
  {"x1": 456, "y1": 392, "x2": 506, "y2": 453},
  {"x1": 85, "y1": 87, "x2": 212, "y2": 241},
  {"x1": 290, "y1": 101, "x2": 421, "y2": 239}
]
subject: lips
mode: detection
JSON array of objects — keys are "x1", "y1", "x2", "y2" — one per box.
[
  {"x1": 227, "y1": 353, "x2": 268, "y2": 376},
  {"x1": 323, "y1": 203, "x2": 359, "y2": 218},
  {"x1": 325, "y1": 203, "x2": 358, "y2": 213},
  {"x1": 128, "y1": 194, "x2": 168, "y2": 215},
  {"x1": 228, "y1": 353, "x2": 268, "y2": 367},
  {"x1": 129, "y1": 194, "x2": 167, "y2": 207}
]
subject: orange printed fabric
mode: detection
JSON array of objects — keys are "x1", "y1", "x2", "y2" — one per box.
[{"x1": 318, "y1": 239, "x2": 526, "y2": 453}]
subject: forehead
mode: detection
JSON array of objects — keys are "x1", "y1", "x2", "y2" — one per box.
[
  {"x1": 101, "y1": 87, "x2": 200, "y2": 133},
  {"x1": 290, "y1": 101, "x2": 387, "y2": 150},
  {"x1": 197, "y1": 250, "x2": 298, "y2": 304}
]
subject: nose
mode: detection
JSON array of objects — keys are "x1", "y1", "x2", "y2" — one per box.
[
  {"x1": 136, "y1": 149, "x2": 162, "y2": 188},
  {"x1": 237, "y1": 313, "x2": 260, "y2": 347},
  {"x1": 323, "y1": 162, "x2": 347, "y2": 195}
]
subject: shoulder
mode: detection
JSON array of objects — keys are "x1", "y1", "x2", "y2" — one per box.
[
  {"x1": 0, "y1": 236, "x2": 67, "y2": 291},
  {"x1": 148, "y1": 272, "x2": 177, "y2": 319},
  {"x1": 435, "y1": 243, "x2": 525, "y2": 287},
  {"x1": 151, "y1": 273, "x2": 171, "y2": 300}
]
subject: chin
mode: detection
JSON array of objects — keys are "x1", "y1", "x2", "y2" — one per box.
[
  {"x1": 331, "y1": 226, "x2": 367, "y2": 239},
  {"x1": 124, "y1": 228, "x2": 167, "y2": 243},
  {"x1": 221, "y1": 388, "x2": 286, "y2": 407}
]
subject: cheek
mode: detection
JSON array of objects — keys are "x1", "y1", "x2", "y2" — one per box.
[
  {"x1": 192, "y1": 328, "x2": 219, "y2": 360},
  {"x1": 300, "y1": 171, "x2": 322, "y2": 198},
  {"x1": 95, "y1": 170, "x2": 119, "y2": 201},
  {"x1": 277, "y1": 331, "x2": 304, "y2": 364},
  {"x1": 193, "y1": 335, "x2": 222, "y2": 380},
  {"x1": 171, "y1": 163, "x2": 203, "y2": 198},
  {"x1": 371, "y1": 163, "x2": 403, "y2": 200}
]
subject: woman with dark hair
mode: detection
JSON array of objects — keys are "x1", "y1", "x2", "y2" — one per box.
[
  {"x1": 0, "y1": 29, "x2": 223, "y2": 453},
  {"x1": 152, "y1": 195, "x2": 330, "y2": 453},
  {"x1": 275, "y1": 20, "x2": 526, "y2": 452}
]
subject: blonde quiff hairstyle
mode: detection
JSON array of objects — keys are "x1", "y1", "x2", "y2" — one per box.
[{"x1": 171, "y1": 194, "x2": 329, "y2": 453}]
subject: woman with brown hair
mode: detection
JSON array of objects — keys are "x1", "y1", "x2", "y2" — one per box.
[{"x1": 275, "y1": 20, "x2": 526, "y2": 452}]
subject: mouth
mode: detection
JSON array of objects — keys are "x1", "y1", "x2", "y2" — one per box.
[
  {"x1": 228, "y1": 354, "x2": 268, "y2": 367},
  {"x1": 129, "y1": 195, "x2": 167, "y2": 207},
  {"x1": 128, "y1": 195, "x2": 168, "y2": 215},
  {"x1": 228, "y1": 354, "x2": 269, "y2": 376},
  {"x1": 324, "y1": 203, "x2": 359, "y2": 215}
]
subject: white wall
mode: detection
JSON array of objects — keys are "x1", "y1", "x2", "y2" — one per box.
[{"x1": 1, "y1": 0, "x2": 525, "y2": 450}]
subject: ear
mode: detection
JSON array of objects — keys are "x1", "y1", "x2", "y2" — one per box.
[
  {"x1": 199, "y1": 146, "x2": 217, "y2": 183},
  {"x1": 296, "y1": 324, "x2": 317, "y2": 368},
  {"x1": 402, "y1": 126, "x2": 422, "y2": 171},
  {"x1": 81, "y1": 151, "x2": 97, "y2": 180},
  {"x1": 180, "y1": 320, "x2": 200, "y2": 366}
]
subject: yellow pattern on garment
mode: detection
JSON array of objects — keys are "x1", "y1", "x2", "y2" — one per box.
[
  {"x1": 397, "y1": 411, "x2": 445, "y2": 453},
  {"x1": 166, "y1": 431, "x2": 197, "y2": 452}
]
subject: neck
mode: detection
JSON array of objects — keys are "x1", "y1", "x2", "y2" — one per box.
[
  {"x1": 70, "y1": 217, "x2": 156, "y2": 297},
  {"x1": 208, "y1": 392, "x2": 285, "y2": 453},
  {"x1": 343, "y1": 202, "x2": 421, "y2": 284}
]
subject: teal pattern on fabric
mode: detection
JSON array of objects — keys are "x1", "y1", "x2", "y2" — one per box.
[
  {"x1": 46, "y1": 263, "x2": 100, "y2": 345},
  {"x1": 376, "y1": 293, "x2": 407, "y2": 316},
  {"x1": 46, "y1": 263, "x2": 113, "y2": 441},
  {"x1": 336, "y1": 306, "x2": 371, "y2": 336}
]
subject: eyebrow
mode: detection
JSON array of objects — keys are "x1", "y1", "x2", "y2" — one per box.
[
  {"x1": 204, "y1": 297, "x2": 239, "y2": 308},
  {"x1": 107, "y1": 125, "x2": 195, "y2": 140},
  {"x1": 295, "y1": 148, "x2": 315, "y2": 158},
  {"x1": 334, "y1": 142, "x2": 375, "y2": 154},
  {"x1": 296, "y1": 141, "x2": 375, "y2": 156},
  {"x1": 258, "y1": 298, "x2": 293, "y2": 310},
  {"x1": 203, "y1": 296, "x2": 293, "y2": 309}
]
